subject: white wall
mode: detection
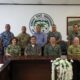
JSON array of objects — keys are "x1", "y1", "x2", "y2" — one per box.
[{"x1": 0, "y1": 5, "x2": 80, "y2": 40}]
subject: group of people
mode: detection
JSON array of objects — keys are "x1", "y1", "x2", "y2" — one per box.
[
  {"x1": 0, "y1": 23, "x2": 80, "y2": 79},
  {"x1": 0, "y1": 23, "x2": 80, "y2": 57}
]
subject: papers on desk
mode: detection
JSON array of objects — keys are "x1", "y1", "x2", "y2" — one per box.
[{"x1": 0, "y1": 64, "x2": 4, "y2": 68}]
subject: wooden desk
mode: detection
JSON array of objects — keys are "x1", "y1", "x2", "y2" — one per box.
[
  {"x1": 68, "y1": 55, "x2": 80, "y2": 60},
  {"x1": 0, "y1": 56, "x2": 52, "y2": 80},
  {"x1": 0, "y1": 55, "x2": 80, "y2": 80},
  {"x1": 0, "y1": 59, "x2": 10, "y2": 80}
]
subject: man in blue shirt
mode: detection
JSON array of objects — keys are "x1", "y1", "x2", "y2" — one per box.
[
  {"x1": 33, "y1": 24, "x2": 47, "y2": 47},
  {"x1": 1, "y1": 24, "x2": 14, "y2": 49},
  {"x1": 33, "y1": 24, "x2": 47, "y2": 55}
]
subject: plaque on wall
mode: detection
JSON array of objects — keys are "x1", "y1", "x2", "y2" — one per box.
[{"x1": 29, "y1": 13, "x2": 54, "y2": 34}]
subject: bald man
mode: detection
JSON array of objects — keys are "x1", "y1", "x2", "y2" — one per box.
[
  {"x1": 68, "y1": 37, "x2": 80, "y2": 55},
  {"x1": 68, "y1": 37, "x2": 80, "y2": 80}
]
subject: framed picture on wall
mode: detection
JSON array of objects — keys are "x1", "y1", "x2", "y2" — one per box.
[{"x1": 67, "y1": 17, "x2": 80, "y2": 35}]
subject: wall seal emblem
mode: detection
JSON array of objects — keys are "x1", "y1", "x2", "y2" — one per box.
[{"x1": 29, "y1": 13, "x2": 54, "y2": 34}]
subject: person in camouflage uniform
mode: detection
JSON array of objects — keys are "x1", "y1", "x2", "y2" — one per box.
[
  {"x1": 68, "y1": 37, "x2": 80, "y2": 55},
  {"x1": 24, "y1": 36, "x2": 41, "y2": 56},
  {"x1": 68, "y1": 37, "x2": 80, "y2": 80},
  {"x1": 44, "y1": 36, "x2": 61, "y2": 56},
  {"x1": 17, "y1": 26, "x2": 30, "y2": 55},
  {"x1": 47, "y1": 24, "x2": 62, "y2": 44},
  {"x1": 5, "y1": 37, "x2": 21, "y2": 57},
  {"x1": 68, "y1": 24, "x2": 80, "y2": 45}
]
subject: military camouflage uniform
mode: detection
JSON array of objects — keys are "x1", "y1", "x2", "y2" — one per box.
[
  {"x1": 17, "y1": 33, "x2": 30, "y2": 49},
  {"x1": 6, "y1": 44, "x2": 21, "y2": 56},
  {"x1": 44, "y1": 44, "x2": 61, "y2": 56},
  {"x1": 24, "y1": 44, "x2": 41, "y2": 56},
  {"x1": 68, "y1": 45, "x2": 80, "y2": 54},
  {"x1": 17, "y1": 33, "x2": 30, "y2": 54}
]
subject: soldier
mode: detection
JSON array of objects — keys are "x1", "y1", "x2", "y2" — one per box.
[
  {"x1": 44, "y1": 36, "x2": 61, "y2": 56},
  {"x1": 47, "y1": 24, "x2": 62, "y2": 44},
  {"x1": 17, "y1": 26, "x2": 30, "y2": 55},
  {"x1": 24, "y1": 36, "x2": 41, "y2": 56},
  {"x1": 5, "y1": 37, "x2": 21, "y2": 57},
  {"x1": 68, "y1": 37, "x2": 80, "y2": 55},
  {"x1": 68, "y1": 24, "x2": 80, "y2": 44},
  {"x1": 68, "y1": 37, "x2": 80, "y2": 80}
]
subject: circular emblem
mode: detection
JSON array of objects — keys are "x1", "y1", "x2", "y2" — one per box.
[{"x1": 29, "y1": 13, "x2": 54, "y2": 34}]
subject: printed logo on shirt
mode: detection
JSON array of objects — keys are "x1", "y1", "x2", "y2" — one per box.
[{"x1": 29, "y1": 13, "x2": 54, "y2": 34}]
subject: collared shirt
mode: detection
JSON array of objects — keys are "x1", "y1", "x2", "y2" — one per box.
[
  {"x1": 17, "y1": 33, "x2": 30, "y2": 49},
  {"x1": 6, "y1": 44, "x2": 21, "y2": 56},
  {"x1": 33, "y1": 32, "x2": 47, "y2": 47},
  {"x1": 47, "y1": 31, "x2": 62, "y2": 41},
  {"x1": 1, "y1": 31, "x2": 14, "y2": 48},
  {"x1": 44, "y1": 43, "x2": 61, "y2": 56},
  {"x1": 68, "y1": 45, "x2": 80, "y2": 55},
  {"x1": 25, "y1": 44, "x2": 41, "y2": 56}
]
